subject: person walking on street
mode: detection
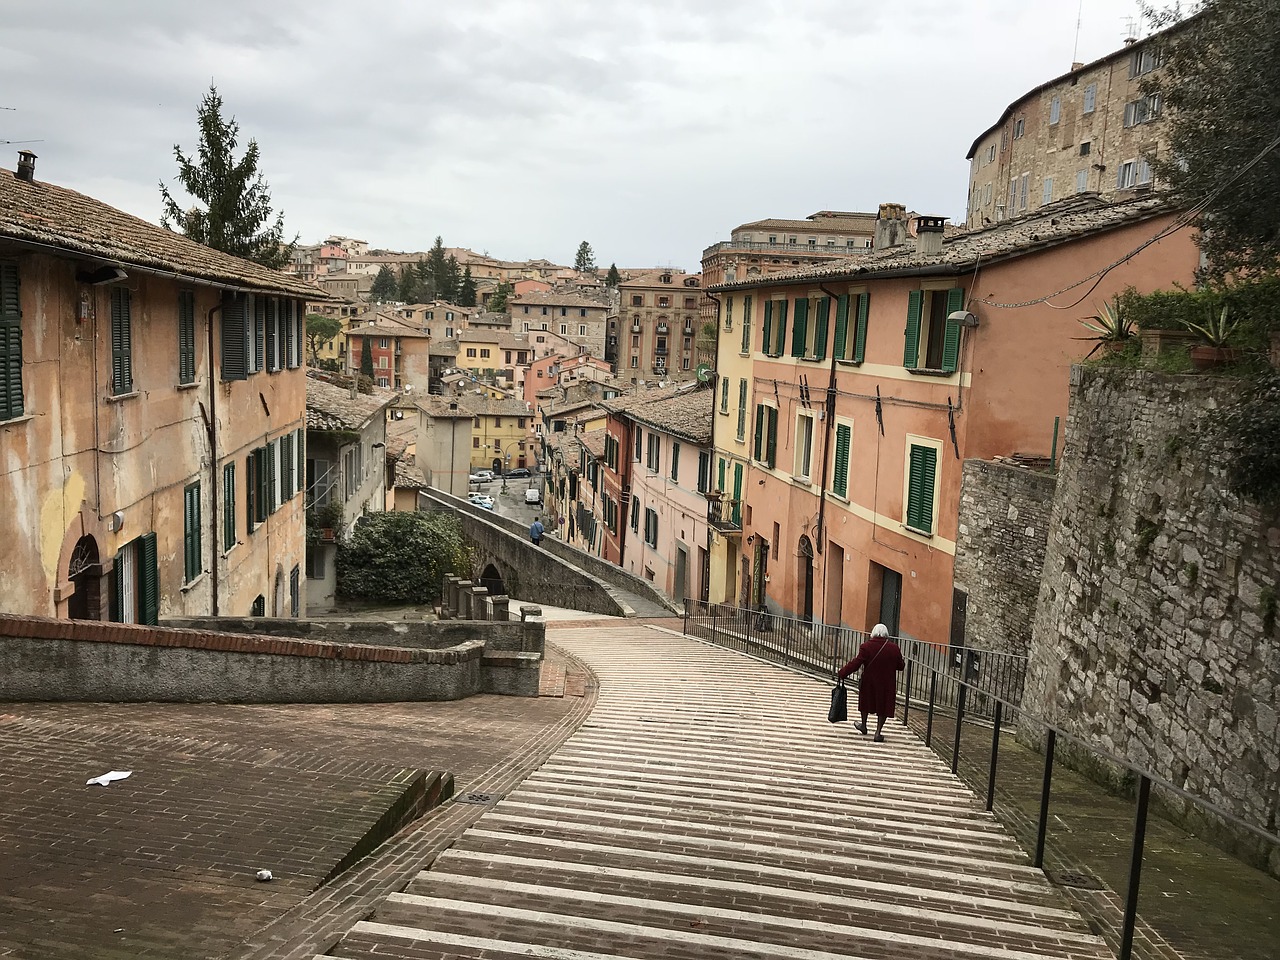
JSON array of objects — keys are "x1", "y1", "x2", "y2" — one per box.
[
  {"x1": 836, "y1": 623, "x2": 905, "y2": 742},
  {"x1": 529, "y1": 517, "x2": 544, "y2": 545}
]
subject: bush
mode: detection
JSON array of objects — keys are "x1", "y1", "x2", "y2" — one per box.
[
  {"x1": 1122, "y1": 276, "x2": 1280, "y2": 351},
  {"x1": 1217, "y1": 374, "x2": 1280, "y2": 508},
  {"x1": 336, "y1": 512, "x2": 472, "y2": 604}
]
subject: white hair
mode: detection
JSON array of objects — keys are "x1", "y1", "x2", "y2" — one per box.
[{"x1": 871, "y1": 623, "x2": 889, "y2": 638}]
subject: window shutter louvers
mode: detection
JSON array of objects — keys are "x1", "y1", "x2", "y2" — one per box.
[
  {"x1": 753, "y1": 405, "x2": 764, "y2": 461},
  {"x1": 265, "y1": 298, "x2": 279, "y2": 372},
  {"x1": 718, "y1": 456, "x2": 726, "y2": 492},
  {"x1": 775, "y1": 301, "x2": 788, "y2": 355},
  {"x1": 254, "y1": 296, "x2": 266, "y2": 371},
  {"x1": 221, "y1": 293, "x2": 248, "y2": 381},
  {"x1": 907, "y1": 445, "x2": 938, "y2": 534},
  {"x1": 832, "y1": 294, "x2": 849, "y2": 360},
  {"x1": 737, "y1": 379, "x2": 747, "y2": 439},
  {"x1": 110, "y1": 287, "x2": 133, "y2": 394},
  {"x1": 941, "y1": 287, "x2": 965, "y2": 373},
  {"x1": 740, "y1": 295, "x2": 752, "y2": 352},
  {"x1": 766, "y1": 407, "x2": 778, "y2": 468},
  {"x1": 812, "y1": 297, "x2": 829, "y2": 359},
  {"x1": 0, "y1": 260, "x2": 23, "y2": 420},
  {"x1": 903, "y1": 290, "x2": 923, "y2": 368},
  {"x1": 255, "y1": 448, "x2": 269, "y2": 523},
  {"x1": 761, "y1": 300, "x2": 772, "y2": 354},
  {"x1": 224, "y1": 463, "x2": 236, "y2": 550},
  {"x1": 140, "y1": 532, "x2": 159, "y2": 625},
  {"x1": 853, "y1": 293, "x2": 870, "y2": 364},
  {"x1": 267, "y1": 441, "x2": 278, "y2": 512},
  {"x1": 732, "y1": 463, "x2": 743, "y2": 524},
  {"x1": 790, "y1": 298, "x2": 808, "y2": 358},
  {"x1": 178, "y1": 290, "x2": 196, "y2": 384}
]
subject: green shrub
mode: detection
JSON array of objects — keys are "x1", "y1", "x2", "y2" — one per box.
[
  {"x1": 1216, "y1": 374, "x2": 1280, "y2": 508},
  {"x1": 336, "y1": 511, "x2": 472, "y2": 604}
]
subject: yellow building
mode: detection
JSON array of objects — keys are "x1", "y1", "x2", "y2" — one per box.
[{"x1": 420, "y1": 395, "x2": 534, "y2": 472}]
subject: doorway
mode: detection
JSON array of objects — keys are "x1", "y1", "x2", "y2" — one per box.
[
  {"x1": 67, "y1": 535, "x2": 101, "y2": 620},
  {"x1": 876, "y1": 564, "x2": 902, "y2": 636},
  {"x1": 797, "y1": 536, "x2": 814, "y2": 623},
  {"x1": 674, "y1": 545, "x2": 689, "y2": 605},
  {"x1": 825, "y1": 542, "x2": 844, "y2": 628},
  {"x1": 752, "y1": 539, "x2": 768, "y2": 609}
]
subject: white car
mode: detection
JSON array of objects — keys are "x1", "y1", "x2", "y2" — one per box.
[
  {"x1": 468, "y1": 493, "x2": 495, "y2": 510},
  {"x1": 469, "y1": 470, "x2": 494, "y2": 484},
  {"x1": 524, "y1": 487, "x2": 542, "y2": 505}
]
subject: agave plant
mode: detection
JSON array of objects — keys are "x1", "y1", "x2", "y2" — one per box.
[
  {"x1": 1076, "y1": 298, "x2": 1135, "y2": 357},
  {"x1": 1185, "y1": 304, "x2": 1238, "y2": 347}
]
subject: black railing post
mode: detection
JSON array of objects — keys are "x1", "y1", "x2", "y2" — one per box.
[
  {"x1": 1034, "y1": 728, "x2": 1056, "y2": 868},
  {"x1": 902, "y1": 659, "x2": 914, "y2": 725},
  {"x1": 986, "y1": 700, "x2": 1003, "y2": 812},
  {"x1": 925, "y1": 672, "x2": 938, "y2": 748},
  {"x1": 1119, "y1": 775, "x2": 1152, "y2": 960},
  {"x1": 951, "y1": 683, "x2": 967, "y2": 775},
  {"x1": 682, "y1": 598, "x2": 689, "y2": 635},
  {"x1": 710, "y1": 601, "x2": 717, "y2": 642}
]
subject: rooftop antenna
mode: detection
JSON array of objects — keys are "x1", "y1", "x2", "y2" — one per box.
[
  {"x1": 1123, "y1": 15, "x2": 1140, "y2": 43},
  {"x1": 1072, "y1": 0, "x2": 1084, "y2": 63},
  {"x1": 0, "y1": 106, "x2": 43, "y2": 146}
]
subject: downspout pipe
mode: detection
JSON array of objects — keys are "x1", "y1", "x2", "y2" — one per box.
[
  {"x1": 207, "y1": 300, "x2": 223, "y2": 616},
  {"x1": 814, "y1": 283, "x2": 847, "y2": 558},
  {"x1": 703, "y1": 290, "x2": 723, "y2": 604}
]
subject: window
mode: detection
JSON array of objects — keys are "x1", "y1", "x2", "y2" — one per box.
[
  {"x1": 658, "y1": 296, "x2": 670, "y2": 308},
  {"x1": 644, "y1": 507, "x2": 658, "y2": 547},
  {"x1": 684, "y1": 297, "x2": 696, "y2": 308},
  {"x1": 1124, "y1": 94, "x2": 1161, "y2": 128},
  {"x1": 724, "y1": 295, "x2": 733, "y2": 331},
  {"x1": 183, "y1": 481, "x2": 202, "y2": 583},
  {"x1": 631, "y1": 495, "x2": 640, "y2": 532},
  {"x1": 986, "y1": 144, "x2": 996, "y2": 164},
  {"x1": 1013, "y1": 117, "x2": 1025, "y2": 139},
  {"x1": 631, "y1": 295, "x2": 643, "y2": 307},
  {"x1": 560, "y1": 324, "x2": 567, "y2": 335},
  {"x1": 473, "y1": 436, "x2": 480, "y2": 448},
  {"x1": 1076, "y1": 169, "x2": 1089, "y2": 193},
  {"x1": 578, "y1": 324, "x2": 586, "y2": 336},
  {"x1": 670, "y1": 442, "x2": 680, "y2": 482},
  {"x1": 379, "y1": 337, "x2": 389, "y2": 349},
  {"x1": 523, "y1": 306, "x2": 530, "y2": 314},
  {"x1": 634, "y1": 427, "x2": 643, "y2": 461},
  {"x1": 1083, "y1": 82, "x2": 1097, "y2": 114},
  {"x1": 697, "y1": 450, "x2": 710, "y2": 493},
  {"x1": 223, "y1": 462, "x2": 236, "y2": 551},
  {"x1": 466, "y1": 348, "x2": 476, "y2": 358},
  {"x1": 0, "y1": 260, "x2": 23, "y2": 421},
  {"x1": 831, "y1": 422, "x2": 852, "y2": 498},
  {"x1": 1049, "y1": 96, "x2": 1061, "y2": 125},
  {"x1": 251, "y1": 595, "x2": 266, "y2": 617},
  {"x1": 109, "y1": 533, "x2": 159, "y2": 625},
  {"x1": 252, "y1": 295, "x2": 265, "y2": 373},
  {"x1": 904, "y1": 441, "x2": 939, "y2": 535},
  {"x1": 518, "y1": 417, "x2": 526, "y2": 429},
  {"x1": 541, "y1": 307, "x2": 548, "y2": 315},
  {"x1": 983, "y1": 183, "x2": 992, "y2": 206},
  {"x1": 178, "y1": 290, "x2": 196, "y2": 384},
  {"x1": 740, "y1": 295, "x2": 753, "y2": 353},
  {"x1": 579, "y1": 308, "x2": 587, "y2": 317},
  {"x1": 720, "y1": 378, "x2": 730, "y2": 414},
  {"x1": 630, "y1": 356, "x2": 638, "y2": 368},
  {"x1": 480, "y1": 348, "x2": 490, "y2": 359},
  {"x1": 1019, "y1": 173, "x2": 1029, "y2": 211},
  {"x1": 494, "y1": 417, "x2": 501, "y2": 428},
  {"x1": 110, "y1": 286, "x2": 133, "y2": 395},
  {"x1": 736, "y1": 379, "x2": 747, "y2": 440},
  {"x1": 1080, "y1": 141, "x2": 1091, "y2": 156},
  {"x1": 761, "y1": 299, "x2": 788, "y2": 356},
  {"x1": 753, "y1": 404, "x2": 778, "y2": 468},
  {"x1": 834, "y1": 292, "x2": 870, "y2": 363},
  {"x1": 1129, "y1": 47, "x2": 1161, "y2": 78},
  {"x1": 1117, "y1": 158, "x2": 1153, "y2": 189},
  {"x1": 794, "y1": 413, "x2": 815, "y2": 480},
  {"x1": 1042, "y1": 177, "x2": 1053, "y2": 205},
  {"x1": 290, "y1": 566, "x2": 300, "y2": 617},
  {"x1": 646, "y1": 432, "x2": 660, "y2": 472},
  {"x1": 903, "y1": 287, "x2": 964, "y2": 372}
]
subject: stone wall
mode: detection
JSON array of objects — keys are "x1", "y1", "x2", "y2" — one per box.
[
  {"x1": 0, "y1": 614, "x2": 542, "y2": 702},
  {"x1": 954, "y1": 459, "x2": 1057, "y2": 657},
  {"x1": 1024, "y1": 367, "x2": 1280, "y2": 871}
]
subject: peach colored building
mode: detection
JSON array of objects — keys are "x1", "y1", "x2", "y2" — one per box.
[
  {"x1": 0, "y1": 156, "x2": 322, "y2": 621},
  {"x1": 709, "y1": 197, "x2": 1199, "y2": 643},
  {"x1": 616, "y1": 270, "x2": 702, "y2": 382},
  {"x1": 344, "y1": 315, "x2": 432, "y2": 394}
]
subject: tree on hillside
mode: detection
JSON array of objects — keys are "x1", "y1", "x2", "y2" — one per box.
[
  {"x1": 360, "y1": 334, "x2": 375, "y2": 380},
  {"x1": 159, "y1": 85, "x2": 295, "y2": 269},
  {"x1": 488, "y1": 281, "x2": 513, "y2": 312},
  {"x1": 305, "y1": 313, "x2": 342, "y2": 365},
  {"x1": 444, "y1": 254, "x2": 462, "y2": 303},
  {"x1": 574, "y1": 241, "x2": 596, "y2": 273},
  {"x1": 398, "y1": 263, "x2": 421, "y2": 303},
  {"x1": 1144, "y1": 0, "x2": 1280, "y2": 280},
  {"x1": 424, "y1": 236, "x2": 449, "y2": 300},
  {"x1": 370, "y1": 265, "x2": 398, "y2": 302},
  {"x1": 606, "y1": 263, "x2": 621, "y2": 287},
  {"x1": 458, "y1": 265, "x2": 477, "y2": 307}
]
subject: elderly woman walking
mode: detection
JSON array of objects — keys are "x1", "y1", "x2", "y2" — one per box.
[{"x1": 837, "y1": 624, "x2": 905, "y2": 742}]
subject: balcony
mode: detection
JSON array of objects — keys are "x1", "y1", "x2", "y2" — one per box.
[
  {"x1": 656, "y1": 323, "x2": 668, "y2": 333},
  {"x1": 631, "y1": 324, "x2": 641, "y2": 333},
  {"x1": 706, "y1": 496, "x2": 742, "y2": 533},
  {"x1": 700, "y1": 239, "x2": 863, "y2": 258},
  {"x1": 655, "y1": 345, "x2": 667, "y2": 355}
]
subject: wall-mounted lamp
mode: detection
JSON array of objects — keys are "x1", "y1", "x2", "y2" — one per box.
[
  {"x1": 948, "y1": 310, "x2": 981, "y2": 328},
  {"x1": 106, "y1": 511, "x2": 125, "y2": 533}
]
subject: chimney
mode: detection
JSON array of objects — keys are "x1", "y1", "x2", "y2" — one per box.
[
  {"x1": 15, "y1": 150, "x2": 36, "y2": 183},
  {"x1": 914, "y1": 216, "x2": 948, "y2": 257},
  {"x1": 873, "y1": 203, "x2": 909, "y2": 251}
]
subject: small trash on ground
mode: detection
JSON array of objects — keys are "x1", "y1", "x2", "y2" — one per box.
[
  {"x1": 86, "y1": 770, "x2": 132, "y2": 787},
  {"x1": 255, "y1": 869, "x2": 273, "y2": 882}
]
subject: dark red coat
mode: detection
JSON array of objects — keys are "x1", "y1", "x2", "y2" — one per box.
[{"x1": 837, "y1": 637, "x2": 906, "y2": 717}]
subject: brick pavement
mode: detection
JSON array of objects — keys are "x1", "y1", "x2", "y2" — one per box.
[
  {"x1": 328, "y1": 624, "x2": 1115, "y2": 960},
  {"x1": 0, "y1": 648, "x2": 592, "y2": 960}
]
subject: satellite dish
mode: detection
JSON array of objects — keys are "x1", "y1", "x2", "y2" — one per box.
[{"x1": 695, "y1": 363, "x2": 712, "y2": 383}]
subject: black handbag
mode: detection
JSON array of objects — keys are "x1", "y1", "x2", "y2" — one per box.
[{"x1": 828, "y1": 680, "x2": 848, "y2": 723}]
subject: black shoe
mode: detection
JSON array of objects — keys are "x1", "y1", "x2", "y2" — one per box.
[
  {"x1": 873, "y1": 733, "x2": 885, "y2": 743},
  {"x1": 857, "y1": 722, "x2": 868, "y2": 736}
]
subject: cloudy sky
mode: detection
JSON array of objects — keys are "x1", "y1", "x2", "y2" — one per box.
[{"x1": 2, "y1": 0, "x2": 1148, "y2": 270}]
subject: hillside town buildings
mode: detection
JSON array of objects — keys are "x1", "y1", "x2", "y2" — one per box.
[{"x1": 615, "y1": 270, "x2": 703, "y2": 383}]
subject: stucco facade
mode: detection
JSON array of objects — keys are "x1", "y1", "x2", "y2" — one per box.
[{"x1": 616, "y1": 270, "x2": 702, "y2": 383}]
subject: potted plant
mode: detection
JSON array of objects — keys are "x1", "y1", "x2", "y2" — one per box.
[
  {"x1": 307, "y1": 500, "x2": 345, "y2": 544},
  {"x1": 1077, "y1": 298, "x2": 1136, "y2": 358},
  {"x1": 1130, "y1": 288, "x2": 1199, "y2": 359},
  {"x1": 1186, "y1": 304, "x2": 1241, "y2": 370}
]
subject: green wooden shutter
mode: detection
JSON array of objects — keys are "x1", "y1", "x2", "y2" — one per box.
[
  {"x1": 720, "y1": 377, "x2": 729, "y2": 412},
  {"x1": 718, "y1": 456, "x2": 726, "y2": 491},
  {"x1": 766, "y1": 407, "x2": 778, "y2": 468},
  {"x1": 732, "y1": 463, "x2": 743, "y2": 524},
  {"x1": 790, "y1": 298, "x2": 808, "y2": 358},
  {"x1": 253, "y1": 296, "x2": 266, "y2": 372},
  {"x1": 833, "y1": 424, "x2": 851, "y2": 497},
  {"x1": 222, "y1": 293, "x2": 247, "y2": 381},
  {"x1": 853, "y1": 293, "x2": 870, "y2": 364},
  {"x1": 761, "y1": 300, "x2": 772, "y2": 354},
  {"x1": 832, "y1": 294, "x2": 849, "y2": 361},
  {"x1": 282, "y1": 299, "x2": 295, "y2": 369},
  {"x1": 737, "y1": 379, "x2": 747, "y2": 439},
  {"x1": 223, "y1": 463, "x2": 236, "y2": 550},
  {"x1": 184, "y1": 483, "x2": 201, "y2": 582},
  {"x1": 906, "y1": 445, "x2": 937, "y2": 534},
  {"x1": 903, "y1": 290, "x2": 923, "y2": 368},
  {"x1": 671, "y1": 442, "x2": 680, "y2": 482},
  {"x1": 109, "y1": 549, "x2": 123, "y2": 622},
  {"x1": 267, "y1": 441, "x2": 278, "y2": 513},
  {"x1": 775, "y1": 301, "x2": 788, "y2": 355},
  {"x1": 753, "y1": 405, "x2": 764, "y2": 460},
  {"x1": 178, "y1": 290, "x2": 196, "y2": 384},
  {"x1": 110, "y1": 286, "x2": 133, "y2": 394},
  {"x1": 741, "y1": 295, "x2": 753, "y2": 353},
  {"x1": 255, "y1": 448, "x2": 269, "y2": 523},
  {"x1": 0, "y1": 260, "x2": 23, "y2": 420},
  {"x1": 140, "y1": 533, "x2": 159, "y2": 625},
  {"x1": 265, "y1": 297, "x2": 278, "y2": 372},
  {"x1": 941, "y1": 287, "x2": 965, "y2": 373},
  {"x1": 245, "y1": 454, "x2": 256, "y2": 531},
  {"x1": 812, "y1": 297, "x2": 830, "y2": 359}
]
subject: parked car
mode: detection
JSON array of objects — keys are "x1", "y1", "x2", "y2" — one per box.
[
  {"x1": 469, "y1": 470, "x2": 494, "y2": 484},
  {"x1": 505, "y1": 467, "x2": 531, "y2": 479},
  {"x1": 468, "y1": 492, "x2": 495, "y2": 510},
  {"x1": 524, "y1": 487, "x2": 542, "y2": 505}
]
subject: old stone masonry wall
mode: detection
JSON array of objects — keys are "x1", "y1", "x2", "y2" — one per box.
[
  {"x1": 1024, "y1": 367, "x2": 1280, "y2": 864},
  {"x1": 954, "y1": 460, "x2": 1057, "y2": 658}
]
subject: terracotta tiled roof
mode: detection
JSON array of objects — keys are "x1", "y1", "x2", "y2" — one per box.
[
  {"x1": 734, "y1": 214, "x2": 877, "y2": 232},
  {"x1": 618, "y1": 269, "x2": 702, "y2": 289},
  {"x1": 306, "y1": 372, "x2": 393, "y2": 432},
  {"x1": 0, "y1": 167, "x2": 327, "y2": 299},
  {"x1": 610, "y1": 385, "x2": 713, "y2": 445},
  {"x1": 579, "y1": 427, "x2": 607, "y2": 459},
  {"x1": 417, "y1": 394, "x2": 530, "y2": 419},
  {"x1": 509, "y1": 290, "x2": 610, "y2": 308},
  {"x1": 345, "y1": 316, "x2": 432, "y2": 338},
  {"x1": 711, "y1": 196, "x2": 1178, "y2": 291},
  {"x1": 599, "y1": 383, "x2": 689, "y2": 414},
  {"x1": 393, "y1": 454, "x2": 426, "y2": 489}
]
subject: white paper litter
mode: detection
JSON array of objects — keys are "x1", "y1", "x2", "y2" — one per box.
[
  {"x1": 86, "y1": 770, "x2": 133, "y2": 787},
  {"x1": 255, "y1": 869, "x2": 273, "y2": 882}
]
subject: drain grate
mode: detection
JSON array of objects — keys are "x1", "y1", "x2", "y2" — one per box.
[
  {"x1": 456, "y1": 792, "x2": 500, "y2": 805},
  {"x1": 1052, "y1": 870, "x2": 1105, "y2": 890}
]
